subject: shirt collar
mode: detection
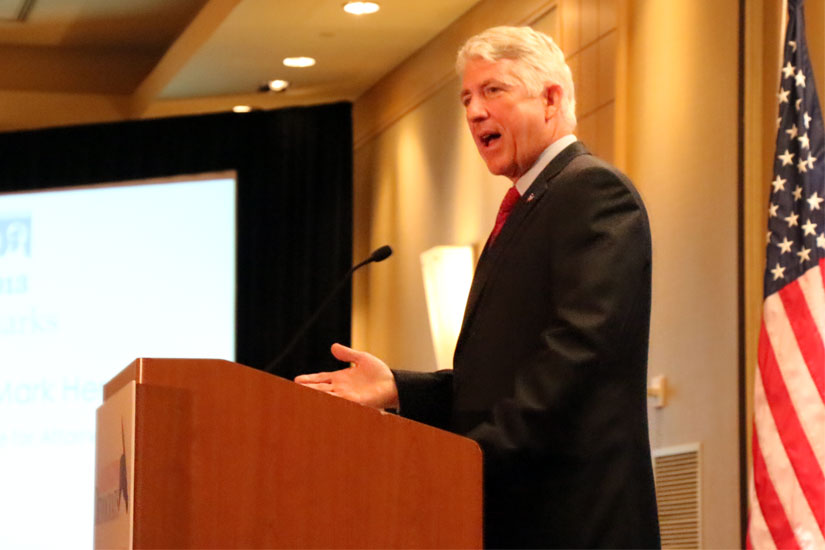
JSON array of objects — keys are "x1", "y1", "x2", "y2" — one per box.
[{"x1": 514, "y1": 134, "x2": 578, "y2": 195}]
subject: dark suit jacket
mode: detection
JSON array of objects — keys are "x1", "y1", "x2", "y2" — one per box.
[{"x1": 393, "y1": 142, "x2": 660, "y2": 549}]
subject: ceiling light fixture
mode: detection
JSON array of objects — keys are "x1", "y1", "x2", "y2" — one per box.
[
  {"x1": 343, "y1": 1, "x2": 380, "y2": 15},
  {"x1": 232, "y1": 105, "x2": 253, "y2": 113},
  {"x1": 283, "y1": 56, "x2": 316, "y2": 68},
  {"x1": 265, "y1": 79, "x2": 290, "y2": 92}
]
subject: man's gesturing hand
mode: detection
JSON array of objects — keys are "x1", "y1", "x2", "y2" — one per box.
[{"x1": 294, "y1": 343, "x2": 400, "y2": 410}]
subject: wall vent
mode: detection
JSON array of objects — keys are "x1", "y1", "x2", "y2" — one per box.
[{"x1": 653, "y1": 443, "x2": 702, "y2": 549}]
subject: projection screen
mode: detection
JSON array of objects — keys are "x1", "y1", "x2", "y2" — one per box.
[{"x1": 0, "y1": 172, "x2": 237, "y2": 549}]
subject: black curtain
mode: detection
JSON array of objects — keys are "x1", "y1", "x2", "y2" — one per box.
[{"x1": 0, "y1": 103, "x2": 353, "y2": 379}]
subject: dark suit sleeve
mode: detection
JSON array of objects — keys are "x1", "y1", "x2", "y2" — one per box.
[
  {"x1": 465, "y1": 160, "x2": 652, "y2": 482},
  {"x1": 391, "y1": 369, "x2": 453, "y2": 431}
]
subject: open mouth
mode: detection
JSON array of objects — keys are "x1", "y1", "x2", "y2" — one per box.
[{"x1": 480, "y1": 132, "x2": 501, "y2": 147}]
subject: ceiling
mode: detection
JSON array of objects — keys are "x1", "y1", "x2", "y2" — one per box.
[{"x1": 0, "y1": 0, "x2": 481, "y2": 128}]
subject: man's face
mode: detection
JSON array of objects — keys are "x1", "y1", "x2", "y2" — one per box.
[{"x1": 461, "y1": 57, "x2": 551, "y2": 182}]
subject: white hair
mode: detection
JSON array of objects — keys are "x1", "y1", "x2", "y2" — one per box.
[{"x1": 456, "y1": 26, "x2": 577, "y2": 126}]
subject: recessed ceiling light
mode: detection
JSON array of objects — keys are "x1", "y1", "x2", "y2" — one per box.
[
  {"x1": 264, "y1": 79, "x2": 290, "y2": 92},
  {"x1": 283, "y1": 56, "x2": 316, "y2": 68},
  {"x1": 343, "y1": 1, "x2": 380, "y2": 15},
  {"x1": 233, "y1": 105, "x2": 253, "y2": 113}
]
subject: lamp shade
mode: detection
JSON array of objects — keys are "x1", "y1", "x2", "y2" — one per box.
[{"x1": 420, "y1": 245, "x2": 474, "y2": 371}]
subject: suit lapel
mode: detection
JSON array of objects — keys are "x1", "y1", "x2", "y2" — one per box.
[{"x1": 454, "y1": 142, "x2": 590, "y2": 358}]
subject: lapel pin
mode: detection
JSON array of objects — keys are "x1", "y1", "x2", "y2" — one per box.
[{"x1": 526, "y1": 193, "x2": 535, "y2": 202}]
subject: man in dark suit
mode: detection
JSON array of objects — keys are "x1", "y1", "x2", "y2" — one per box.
[{"x1": 296, "y1": 26, "x2": 660, "y2": 549}]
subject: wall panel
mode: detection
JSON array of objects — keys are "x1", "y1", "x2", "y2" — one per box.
[
  {"x1": 353, "y1": 1, "x2": 753, "y2": 547},
  {"x1": 620, "y1": 0, "x2": 741, "y2": 546}
]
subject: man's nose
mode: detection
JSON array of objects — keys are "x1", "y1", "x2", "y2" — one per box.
[{"x1": 465, "y1": 97, "x2": 487, "y2": 121}]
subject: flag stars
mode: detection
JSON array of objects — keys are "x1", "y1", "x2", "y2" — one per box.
[
  {"x1": 771, "y1": 262, "x2": 786, "y2": 280},
  {"x1": 786, "y1": 124, "x2": 799, "y2": 139},
  {"x1": 802, "y1": 219, "x2": 818, "y2": 236},
  {"x1": 777, "y1": 236, "x2": 793, "y2": 253},
  {"x1": 779, "y1": 149, "x2": 795, "y2": 166},
  {"x1": 803, "y1": 154, "x2": 816, "y2": 171},
  {"x1": 807, "y1": 192, "x2": 823, "y2": 211},
  {"x1": 785, "y1": 212, "x2": 800, "y2": 227},
  {"x1": 766, "y1": 30, "x2": 823, "y2": 289}
]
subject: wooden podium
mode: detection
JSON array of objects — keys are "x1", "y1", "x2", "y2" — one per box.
[{"x1": 94, "y1": 358, "x2": 482, "y2": 549}]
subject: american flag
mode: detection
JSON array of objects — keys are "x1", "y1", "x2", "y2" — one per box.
[{"x1": 747, "y1": 0, "x2": 825, "y2": 548}]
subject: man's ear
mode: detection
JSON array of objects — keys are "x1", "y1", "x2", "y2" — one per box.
[{"x1": 543, "y1": 84, "x2": 563, "y2": 120}]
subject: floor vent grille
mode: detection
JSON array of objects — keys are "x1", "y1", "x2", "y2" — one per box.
[{"x1": 653, "y1": 443, "x2": 702, "y2": 549}]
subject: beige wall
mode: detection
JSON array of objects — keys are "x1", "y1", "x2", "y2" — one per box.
[
  {"x1": 352, "y1": 0, "x2": 765, "y2": 547},
  {"x1": 353, "y1": 2, "x2": 563, "y2": 369},
  {"x1": 620, "y1": 1, "x2": 741, "y2": 546},
  {"x1": 352, "y1": 0, "x2": 619, "y2": 369},
  {"x1": 354, "y1": 0, "x2": 825, "y2": 545},
  {"x1": 353, "y1": 77, "x2": 500, "y2": 370},
  {"x1": 563, "y1": 0, "x2": 619, "y2": 164}
]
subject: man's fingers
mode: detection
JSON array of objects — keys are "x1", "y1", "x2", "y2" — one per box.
[
  {"x1": 294, "y1": 372, "x2": 332, "y2": 384},
  {"x1": 330, "y1": 342, "x2": 362, "y2": 364}
]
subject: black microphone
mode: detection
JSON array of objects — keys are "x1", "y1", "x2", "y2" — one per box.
[
  {"x1": 356, "y1": 244, "x2": 392, "y2": 267},
  {"x1": 263, "y1": 245, "x2": 393, "y2": 374}
]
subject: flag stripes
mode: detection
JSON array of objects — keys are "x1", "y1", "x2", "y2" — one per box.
[
  {"x1": 748, "y1": 0, "x2": 825, "y2": 547},
  {"x1": 752, "y1": 428, "x2": 801, "y2": 550},
  {"x1": 746, "y1": 478, "x2": 777, "y2": 550},
  {"x1": 778, "y1": 281, "x2": 825, "y2": 401},
  {"x1": 797, "y1": 263, "x2": 825, "y2": 352},
  {"x1": 754, "y1": 371, "x2": 825, "y2": 549},
  {"x1": 759, "y1": 320, "x2": 825, "y2": 536},
  {"x1": 764, "y1": 294, "x2": 825, "y2": 471}
]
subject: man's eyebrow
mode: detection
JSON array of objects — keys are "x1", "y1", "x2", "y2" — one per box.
[
  {"x1": 460, "y1": 77, "x2": 515, "y2": 101},
  {"x1": 460, "y1": 79, "x2": 495, "y2": 96},
  {"x1": 487, "y1": 76, "x2": 517, "y2": 87}
]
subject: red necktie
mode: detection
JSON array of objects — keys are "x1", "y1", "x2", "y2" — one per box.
[{"x1": 489, "y1": 185, "x2": 521, "y2": 246}]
